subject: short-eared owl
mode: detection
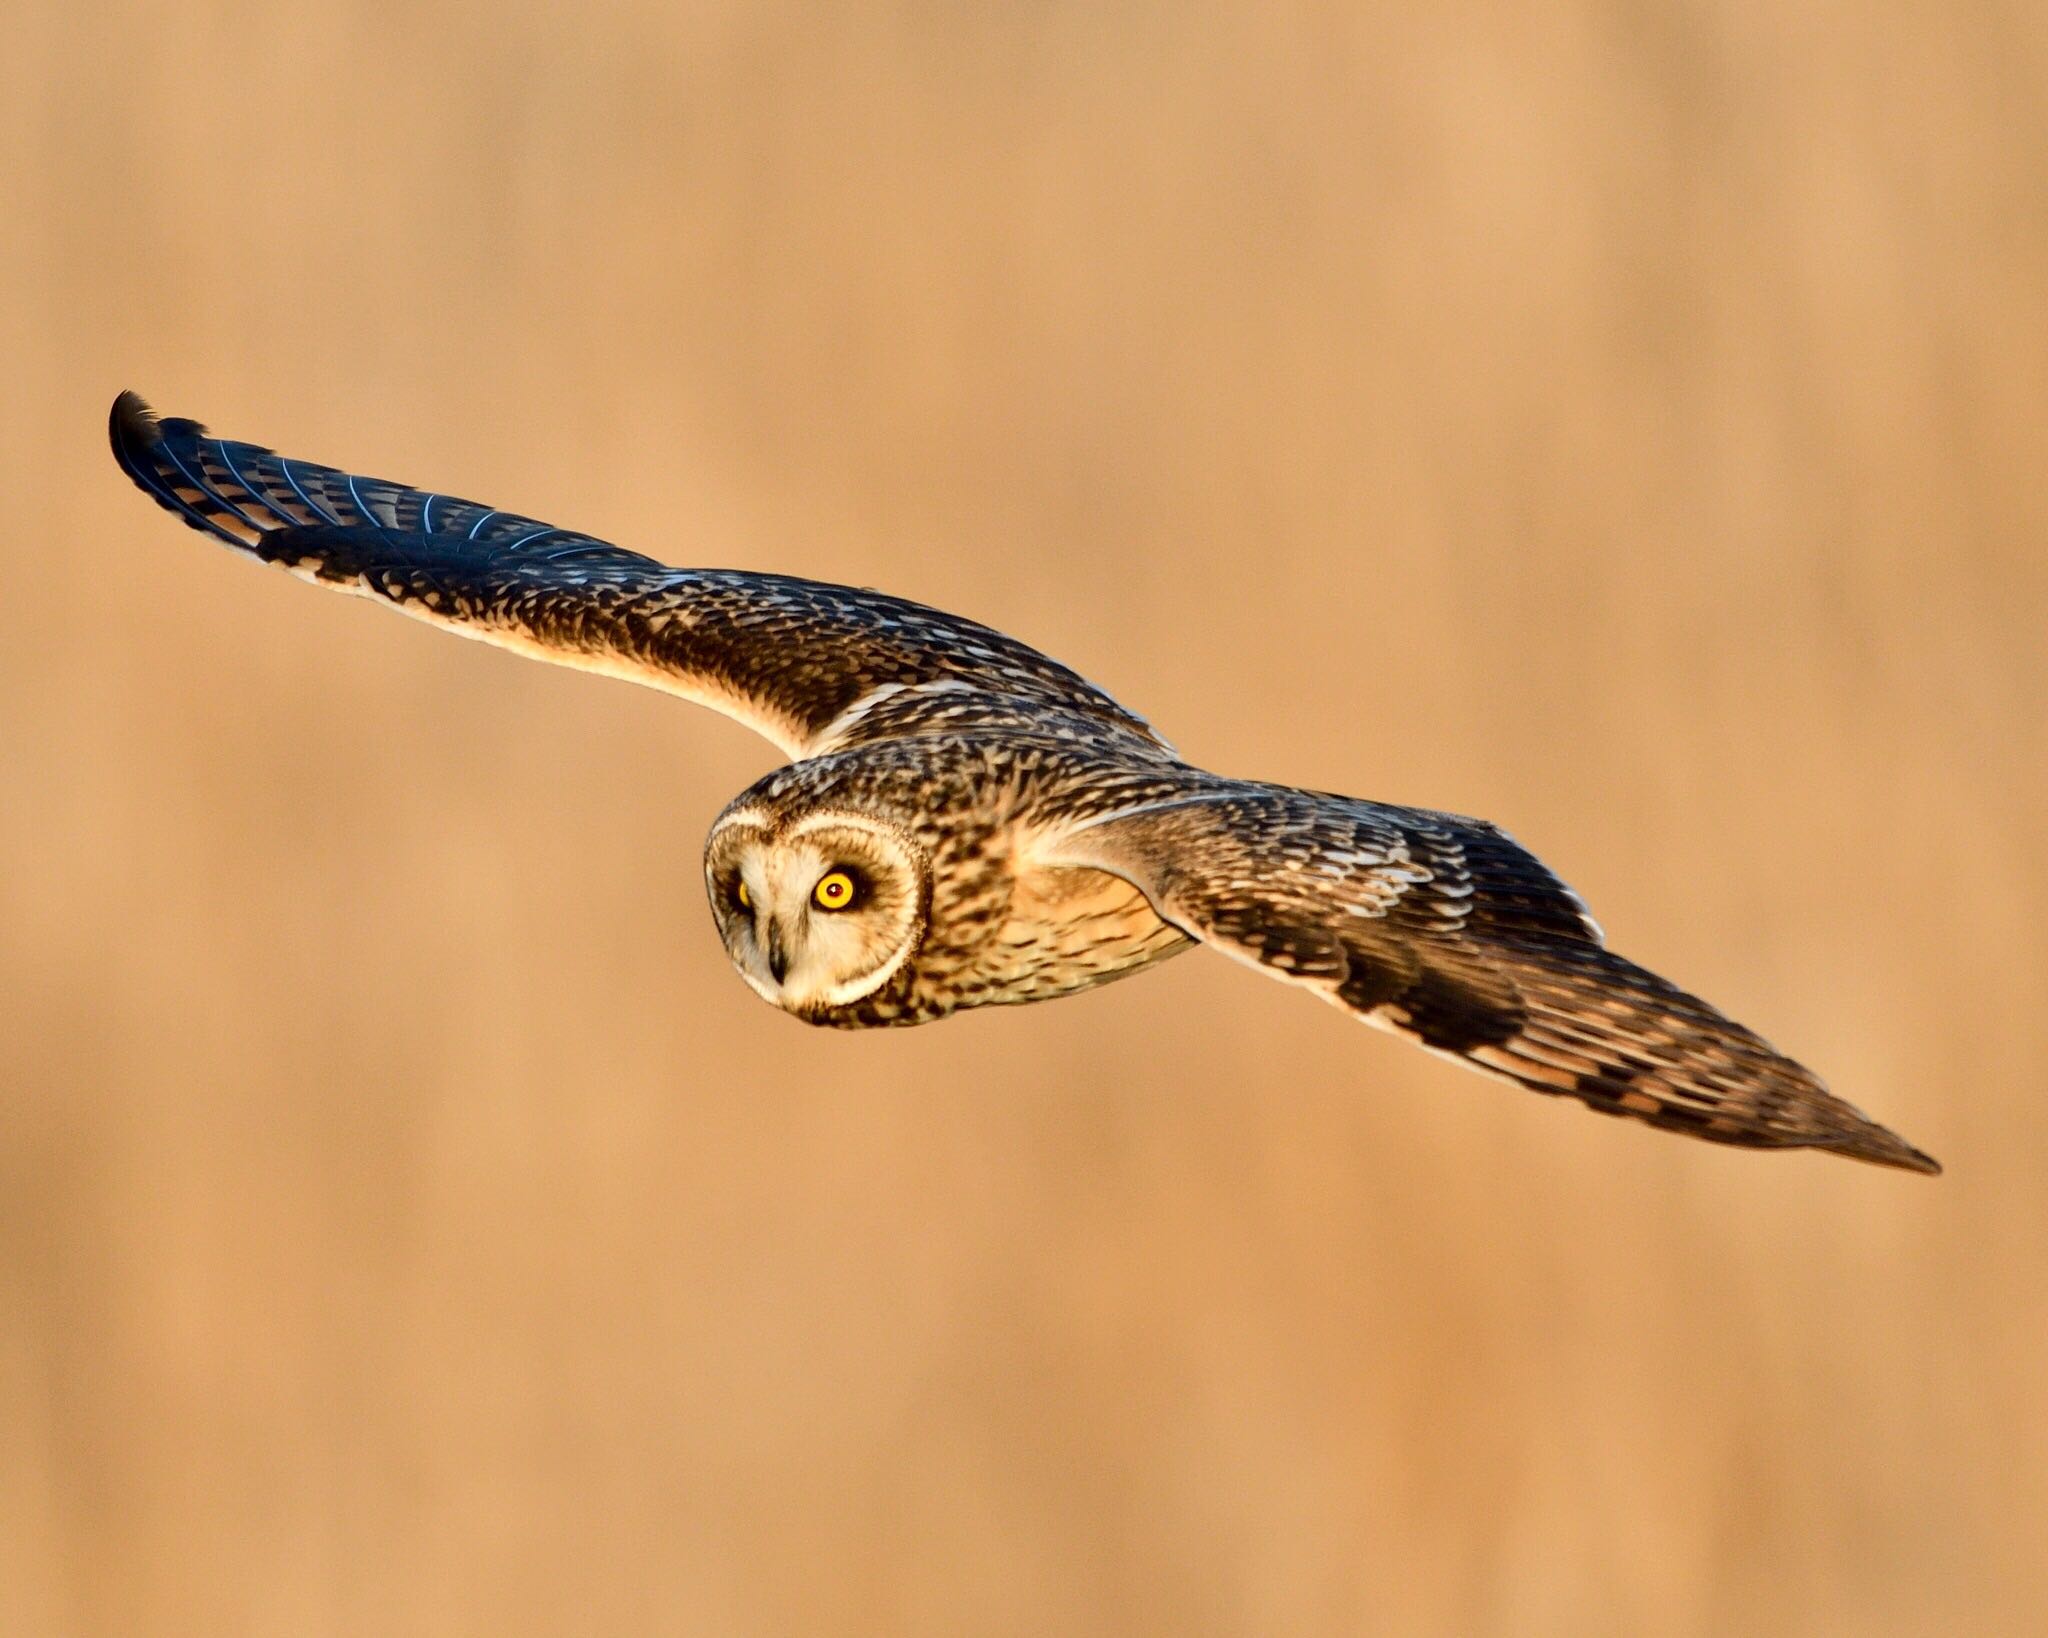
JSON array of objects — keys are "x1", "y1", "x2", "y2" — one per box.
[{"x1": 111, "y1": 393, "x2": 1938, "y2": 1174}]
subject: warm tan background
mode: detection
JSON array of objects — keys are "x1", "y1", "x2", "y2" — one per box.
[{"x1": 3, "y1": 3, "x2": 2044, "y2": 1634}]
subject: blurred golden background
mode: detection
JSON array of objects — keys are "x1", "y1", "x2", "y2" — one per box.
[{"x1": 4, "y1": 3, "x2": 2045, "y2": 1634}]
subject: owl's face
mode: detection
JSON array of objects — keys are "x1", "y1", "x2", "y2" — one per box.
[{"x1": 704, "y1": 810, "x2": 927, "y2": 1017}]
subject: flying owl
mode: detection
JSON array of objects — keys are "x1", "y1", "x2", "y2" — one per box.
[{"x1": 109, "y1": 392, "x2": 1939, "y2": 1175}]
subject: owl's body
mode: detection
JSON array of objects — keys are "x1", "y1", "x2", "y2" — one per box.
[
  {"x1": 711, "y1": 725, "x2": 1193, "y2": 1027},
  {"x1": 110, "y1": 393, "x2": 1940, "y2": 1174}
]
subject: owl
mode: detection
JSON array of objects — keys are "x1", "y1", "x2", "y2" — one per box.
[{"x1": 110, "y1": 393, "x2": 1939, "y2": 1174}]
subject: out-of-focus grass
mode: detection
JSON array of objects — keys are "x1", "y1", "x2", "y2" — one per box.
[{"x1": 2, "y1": 4, "x2": 2043, "y2": 1634}]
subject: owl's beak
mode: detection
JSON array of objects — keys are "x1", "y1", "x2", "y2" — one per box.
[{"x1": 766, "y1": 922, "x2": 789, "y2": 985}]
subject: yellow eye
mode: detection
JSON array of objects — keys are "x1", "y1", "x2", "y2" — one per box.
[
  {"x1": 735, "y1": 879, "x2": 751, "y2": 910},
  {"x1": 812, "y1": 870, "x2": 858, "y2": 912}
]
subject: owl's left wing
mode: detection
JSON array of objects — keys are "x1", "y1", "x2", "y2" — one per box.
[
  {"x1": 1044, "y1": 784, "x2": 1940, "y2": 1173},
  {"x1": 110, "y1": 393, "x2": 1164, "y2": 760}
]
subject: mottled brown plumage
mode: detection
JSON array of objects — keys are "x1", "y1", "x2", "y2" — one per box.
[{"x1": 110, "y1": 392, "x2": 1939, "y2": 1174}]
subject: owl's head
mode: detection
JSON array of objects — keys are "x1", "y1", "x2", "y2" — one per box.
[{"x1": 704, "y1": 808, "x2": 928, "y2": 1018}]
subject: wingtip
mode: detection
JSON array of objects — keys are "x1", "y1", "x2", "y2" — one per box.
[
  {"x1": 1842, "y1": 1128, "x2": 1943, "y2": 1177},
  {"x1": 109, "y1": 389, "x2": 161, "y2": 456}
]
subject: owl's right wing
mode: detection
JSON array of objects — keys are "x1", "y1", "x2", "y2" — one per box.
[
  {"x1": 1043, "y1": 783, "x2": 1939, "y2": 1173},
  {"x1": 111, "y1": 393, "x2": 1165, "y2": 761}
]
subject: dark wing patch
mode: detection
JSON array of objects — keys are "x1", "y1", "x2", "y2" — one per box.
[
  {"x1": 1048, "y1": 784, "x2": 1939, "y2": 1174},
  {"x1": 110, "y1": 392, "x2": 1165, "y2": 759}
]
